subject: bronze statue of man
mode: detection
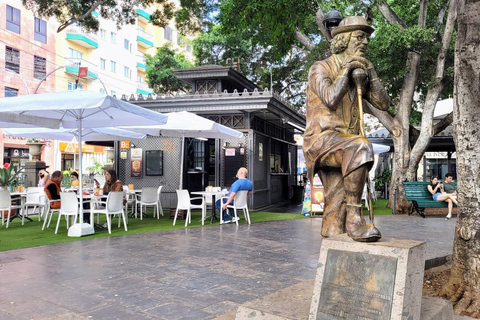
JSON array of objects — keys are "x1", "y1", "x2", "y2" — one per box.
[{"x1": 304, "y1": 16, "x2": 389, "y2": 242}]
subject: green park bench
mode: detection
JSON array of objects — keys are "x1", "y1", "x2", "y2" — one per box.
[{"x1": 403, "y1": 181, "x2": 451, "y2": 218}]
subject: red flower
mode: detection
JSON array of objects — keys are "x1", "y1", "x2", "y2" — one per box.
[{"x1": 4, "y1": 163, "x2": 10, "y2": 169}]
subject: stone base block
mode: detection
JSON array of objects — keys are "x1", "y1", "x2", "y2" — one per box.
[
  {"x1": 310, "y1": 234, "x2": 426, "y2": 320},
  {"x1": 421, "y1": 296, "x2": 453, "y2": 320}
]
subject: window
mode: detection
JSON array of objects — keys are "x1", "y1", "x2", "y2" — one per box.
[
  {"x1": 177, "y1": 34, "x2": 183, "y2": 46},
  {"x1": 68, "y1": 48, "x2": 83, "y2": 66},
  {"x1": 67, "y1": 81, "x2": 82, "y2": 90},
  {"x1": 100, "y1": 29, "x2": 106, "y2": 40},
  {"x1": 164, "y1": 26, "x2": 172, "y2": 41},
  {"x1": 270, "y1": 140, "x2": 288, "y2": 173},
  {"x1": 99, "y1": 88, "x2": 106, "y2": 94},
  {"x1": 124, "y1": 66, "x2": 130, "y2": 78},
  {"x1": 5, "y1": 46, "x2": 20, "y2": 74},
  {"x1": 6, "y1": 5, "x2": 21, "y2": 34},
  {"x1": 110, "y1": 90, "x2": 116, "y2": 96},
  {"x1": 34, "y1": 18, "x2": 47, "y2": 43},
  {"x1": 124, "y1": 39, "x2": 130, "y2": 50},
  {"x1": 34, "y1": 56, "x2": 46, "y2": 80},
  {"x1": 110, "y1": 32, "x2": 116, "y2": 43},
  {"x1": 100, "y1": 58, "x2": 106, "y2": 70},
  {"x1": 5, "y1": 87, "x2": 19, "y2": 97},
  {"x1": 110, "y1": 61, "x2": 116, "y2": 72},
  {"x1": 137, "y1": 75, "x2": 144, "y2": 83}
]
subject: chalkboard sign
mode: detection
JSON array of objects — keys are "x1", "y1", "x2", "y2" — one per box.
[{"x1": 145, "y1": 150, "x2": 163, "y2": 176}]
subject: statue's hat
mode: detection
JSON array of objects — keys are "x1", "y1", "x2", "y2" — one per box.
[{"x1": 331, "y1": 16, "x2": 374, "y2": 37}]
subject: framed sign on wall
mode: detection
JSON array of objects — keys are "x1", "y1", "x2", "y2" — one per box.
[{"x1": 145, "y1": 150, "x2": 163, "y2": 176}]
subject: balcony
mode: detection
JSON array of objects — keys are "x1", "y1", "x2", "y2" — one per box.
[
  {"x1": 65, "y1": 59, "x2": 98, "y2": 80},
  {"x1": 136, "y1": 8, "x2": 151, "y2": 24},
  {"x1": 65, "y1": 25, "x2": 98, "y2": 49},
  {"x1": 136, "y1": 29, "x2": 154, "y2": 48},
  {"x1": 136, "y1": 81, "x2": 152, "y2": 95},
  {"x1": 136, "y1": 53, "x2": 147, "y2": 70}
]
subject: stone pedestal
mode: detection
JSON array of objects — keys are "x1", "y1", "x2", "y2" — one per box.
[
  {"x1": 310, "y1": 234, "x2": 425, "y2": 320},
  {"x1": 24, "y1": 161, "x2": 47, "y2": 188}
]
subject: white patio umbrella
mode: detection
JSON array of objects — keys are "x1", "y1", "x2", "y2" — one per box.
[
  {"x1": 372, "y1": 143, "x2": 390, "y2": 154},
  {"x1": 3, "y1": 127, "x2": 147, "y2": 178},
  {"x1": 122, "y1": 111, "x2": 244, "y2": 188},
  {"x1": 3, "y1": 127, "x2": 147, "y2": 142},
  {"x1": 0, "y1": 89, "x2": 168, "y2": 236}
]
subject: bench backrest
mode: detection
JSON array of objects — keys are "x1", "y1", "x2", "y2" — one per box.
[{"x1": 403, "y1": 182, "x2": 432, "y2": 200}]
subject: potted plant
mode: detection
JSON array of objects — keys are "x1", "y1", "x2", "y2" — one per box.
[
  {"x1": 0, "y1": 163, "x2": 23, "y2": 190},
  {"x1": 26, "y1": 138, "x2": 45, "y2": 161},
  {"x1": 375, "y1": 169, "x2": 392, "y2": 199}
]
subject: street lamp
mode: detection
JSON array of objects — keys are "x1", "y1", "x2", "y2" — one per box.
[{"x1": 322, "y1": 8, "x2": 343, "y2": 38}]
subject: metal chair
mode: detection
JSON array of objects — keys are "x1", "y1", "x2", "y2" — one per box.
[
  {"x1": 174, "y1": 190, "x2": 205, "y2": 227},
  {"x1": 91, "y1": 191, "x2": 127, "y2": 234},
  {"x1": 55, "y1": 192, "x2": 79, "y2": 234},
  {"x1": 223, "y1": 190, "x2": 251, "y2": 225}
]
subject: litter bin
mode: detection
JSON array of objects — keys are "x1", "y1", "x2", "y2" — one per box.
[{"x1": 291, "y1": 185, "x2": 305, "y2": 204}]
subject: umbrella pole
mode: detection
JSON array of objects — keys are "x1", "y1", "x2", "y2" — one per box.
[
  {"x1": 68, "y1": 118, "x2": 94, "y2": 237},
  {"x1": 179, "y1": 136, "x2": 185, "y2": 189}
]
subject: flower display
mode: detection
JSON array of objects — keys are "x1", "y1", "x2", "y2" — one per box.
[{"x1": 0, "y1": 163, "x2": 23, "y2": 188}]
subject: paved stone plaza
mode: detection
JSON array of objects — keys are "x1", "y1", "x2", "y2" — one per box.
[{"x1": 0, "y1": 215, "x2": 460, "y2": 319}]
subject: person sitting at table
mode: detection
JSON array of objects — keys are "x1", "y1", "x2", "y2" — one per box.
[
  {"x1": 94, "y1": 169, "x2": 123, "y2": 229},
  {"x1": 70, "y1": 171, "x2": 80, "y2": 188},
  {"x1": 216, "y1": 167, "x2": 253, "y2": 224},
  {"x1": 44, "y1": 170, "x2": 63, "y2": 209},
  {"x1": 95, "y1": 169, "x2": 123, "y2": 195},
  {"x1": 38, "y1": 169, "x2": 49, "y2": 187}
]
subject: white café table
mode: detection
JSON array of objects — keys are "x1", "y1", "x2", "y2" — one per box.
[
  {"x1": 191, "y1": 190, "x2": 226, "y2": 223},
  {"x1": 9, "y1": 191, "x2": 28, "y2": 223}
]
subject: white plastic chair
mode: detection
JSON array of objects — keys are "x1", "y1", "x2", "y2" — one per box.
[
  {"x1": 157, "y1": 186, "x2": 164, "y2": 217},
  {"x1": 91, "y1": 191, "x2": 127, "y2": 234},
  {"x1": 42, "y1": 198, "x2": 61, "y2": 230},
  {"x1": 223, "y1": 190, "x2": 251, "y2": 225},
  {"x1": 0, "y1": 189, "x2": 23, "y2": 228},
  {"x1": 23, "y1": 187, "x2": 47, "y2": 224},
  {"x1": 174, "y1": 190, "x2": 205, "y2": 227},
  {"x1": 55, "y1": 192, "x2": 79, "y2": 234},
  {"x1": 136, "y1": 187, "x2": 161, "y2": 219},
  {"x1": 123, "y1": 186, "x2": 136, "y2": 218}
]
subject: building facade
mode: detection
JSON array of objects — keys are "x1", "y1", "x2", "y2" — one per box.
[
  {"x1": 1, "y1": 0, "x2": 193, "y2": 173},
  {"x1": 115, "y1": 65, "x2": 306, "y2": 209}
]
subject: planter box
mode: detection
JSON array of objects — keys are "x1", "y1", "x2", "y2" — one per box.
[{"x1": 169, "y1": 209, "x2": 186, "y2": 220}]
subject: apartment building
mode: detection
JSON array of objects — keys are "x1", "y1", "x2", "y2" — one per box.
[{"x1": 1, "y1": 0, "x2": 194, "y2": 171}]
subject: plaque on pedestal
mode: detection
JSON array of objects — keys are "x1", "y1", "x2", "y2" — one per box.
[{"x1": 310, "y1": 234, "x2": 426, "y2": 320}]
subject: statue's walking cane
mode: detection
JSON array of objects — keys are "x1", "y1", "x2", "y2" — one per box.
[{"x1": 352, "y1": 68, "x2": 375, "y2": 225}]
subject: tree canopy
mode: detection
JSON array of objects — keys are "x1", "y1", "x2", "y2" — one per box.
[
  {"x1": 22, "y1": 0, "x2": 212, "y2": 33},
  {"x1": 145, "y1": 44, "x2": 193, "y2": 94}
]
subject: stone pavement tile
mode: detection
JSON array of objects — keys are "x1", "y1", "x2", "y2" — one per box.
[
  {"x1": 0, "y1": 217, "x2": 457, "y2": 320},
  {"x1": 147, "y1": 301, "x2": 214, "y2": 320}
]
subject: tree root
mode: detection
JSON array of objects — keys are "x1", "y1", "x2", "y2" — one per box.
[{"x1": 441, "y1": 274, "x2": 480, "y2": 318}]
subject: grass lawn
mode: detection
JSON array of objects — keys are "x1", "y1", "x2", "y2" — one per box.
[
  {"x1": 0, "y1": 199, "x2": 391, "y2": 252},
  {"x1": 0, "y1": 209, "x2": 306, "y2": 252}
]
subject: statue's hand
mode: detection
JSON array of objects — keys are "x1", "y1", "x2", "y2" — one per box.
[{"x1": 341, "y1": 57, "x2": 369, "y2": 74}]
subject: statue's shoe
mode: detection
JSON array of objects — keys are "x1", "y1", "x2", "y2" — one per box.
[{"x1": 347, "y1": 223, "x2": 382, "y2": 242}]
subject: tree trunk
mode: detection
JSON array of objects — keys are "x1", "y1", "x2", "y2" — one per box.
[
  {"x1": 440, "y1": 0, "x2": 480, "y2": 316},
  {"x1": 387, "y1": 134, "x2": 412, "y2": 214}
]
